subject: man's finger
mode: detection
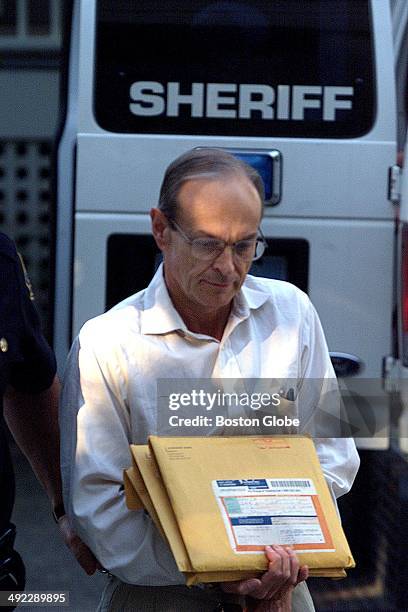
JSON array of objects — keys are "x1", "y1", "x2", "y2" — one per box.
[
  {"x1": 297, "y1": 565, "x2": 309, "y2": 584},
  {"x1": 264, "y1": 544, "x2": 284, "y2": 576},
  {"x1": 262, "y1": 545, "x2": 293, "y2": 600},
  {"x1": 246, "y1": 545, "x2": 291, "y2": 600},
  {"x1": 272, "y1": 545, "x2": 290, "y2": 580},
  {"x1": 285, "y1": 547, "x2": 300, "y2": 585}
]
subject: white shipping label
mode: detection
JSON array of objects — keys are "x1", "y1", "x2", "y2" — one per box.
[{"x1": 212, "y1": 478, "x2": 334, "y2": 554}]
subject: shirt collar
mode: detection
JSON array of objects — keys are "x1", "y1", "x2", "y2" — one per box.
[
  {"x1": 234, "y1": 277, "x2": 270, "y2": 318},
  {"x1": 141, "y1": 264, "x2": 188, "y2": 335},
  {"x1": 141, "y1": 264, "x2": 270, "y2": 335}
]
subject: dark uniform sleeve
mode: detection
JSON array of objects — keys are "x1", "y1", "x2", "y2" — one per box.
[
  {"x1": 0, "y1": 234, "x2": 56, "y2": 533},
  {"x1": 0, "y1": 233, "x2": 56, "y2": 395}
]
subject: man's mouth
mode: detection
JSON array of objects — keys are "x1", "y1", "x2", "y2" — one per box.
[{"x1": 201, "y1": 279, "x2": 233, "y2": 288}]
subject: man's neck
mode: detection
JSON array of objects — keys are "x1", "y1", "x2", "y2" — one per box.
[
  {"x1": 179, "y1": 304, "x2": 232, "y2": 341},
  {"x1": 165, "y1": 285, "x2": 232, "y2": 340}
]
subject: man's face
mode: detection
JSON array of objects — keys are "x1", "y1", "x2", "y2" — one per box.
[{"x1": 155, "y1": 174, "x2": 262, "y2": 316}]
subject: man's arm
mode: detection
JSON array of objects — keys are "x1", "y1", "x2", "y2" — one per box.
[
  {"x1": 3, "y1": 376, "x2": 99, "y2": 575},
  {"x1": 299, "y1": 299, "x2": 360, "y2": 499},
  {"x1": 60, "y1": 333, "x2": 183, "y2": 585},
  {"x1": 4, "y1": 377, "x2": 62, "y2": 506}
]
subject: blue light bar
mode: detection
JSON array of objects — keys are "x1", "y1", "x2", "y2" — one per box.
[{"x1": 230, "y1": 150, "x2": 281, "y2": 205}]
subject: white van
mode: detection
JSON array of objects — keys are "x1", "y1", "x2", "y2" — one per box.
[
  {"x1": 54, "y1": 0, "x2": 408, "y2": 440},
  {"x1": 54, "y1": 3, "x2": 408, "y2": 605}
]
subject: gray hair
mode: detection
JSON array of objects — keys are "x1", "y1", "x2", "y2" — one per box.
[{"x1": 158, "y1": 148, "x2": 265, "y2": 222}]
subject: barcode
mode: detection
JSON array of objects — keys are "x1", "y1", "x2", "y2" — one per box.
[{"x1": 270, "y1": 480, "x2": 311, "y2": 488}]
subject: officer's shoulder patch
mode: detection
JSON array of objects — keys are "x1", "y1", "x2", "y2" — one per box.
[{"x1": 17, "y1": 251, "x2": 35, "y2": 301}]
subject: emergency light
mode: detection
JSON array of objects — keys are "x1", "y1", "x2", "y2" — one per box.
[{"x1": 228, "y1": 150, "x2": 282, "y2": 206}]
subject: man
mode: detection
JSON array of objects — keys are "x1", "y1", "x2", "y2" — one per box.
[
  {"x1": 61, "y1": 149, "x2": 359, "y2": 611},
  {"x1": 0, "y1": 232, "x2": 97, "y2": 606}
]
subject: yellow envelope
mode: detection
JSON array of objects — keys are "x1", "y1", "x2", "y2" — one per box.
[
  {"x1": 130, "y1": 444, "x2": 261, "y2": 584},
  {"x1": 147, "y1": 436, "x2": 354, "y2": 576},
  {"x1": 123, "y1": 468, "x2": 144, "y2": 510}
]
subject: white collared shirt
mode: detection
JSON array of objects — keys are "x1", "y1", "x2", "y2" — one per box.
[{"x1": 60, "y1": 264, "x2": 359, "y2": 585}]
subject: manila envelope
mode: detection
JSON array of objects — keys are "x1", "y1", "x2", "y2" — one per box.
[
  {"x1": 147, "y1": 435, "x2": 354, "y2": 577},
  {"x1": 128, "y1": 445, "x2": 261, "y2": 585}
]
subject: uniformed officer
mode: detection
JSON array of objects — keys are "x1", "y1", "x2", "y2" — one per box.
[{"x1": 0, "y1": 233, "x2": 98, "y2": 609}]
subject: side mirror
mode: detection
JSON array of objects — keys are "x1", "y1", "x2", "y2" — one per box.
[{"x1": 329, "y1": 352, "x2": 363, "y2": 378}]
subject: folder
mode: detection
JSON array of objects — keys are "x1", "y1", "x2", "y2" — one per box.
[{"x1": 125, "y1": 436, "x2": 354, "y2": 584}]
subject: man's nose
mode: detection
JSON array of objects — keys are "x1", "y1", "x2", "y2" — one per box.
[{"x1": 212, "y1": 245, "x2": 236, "y2": 275}]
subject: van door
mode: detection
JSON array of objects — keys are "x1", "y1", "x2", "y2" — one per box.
[{"x1": 396, "y1": 136, "x2": 408, "y2": 447}]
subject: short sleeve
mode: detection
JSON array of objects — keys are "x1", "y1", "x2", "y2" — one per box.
[{"x1": 0, "y1": 235, "x2": 56, "y2": 393}]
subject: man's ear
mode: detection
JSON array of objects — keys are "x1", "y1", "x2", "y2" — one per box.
[{"x1": 150, "y1": 208, "x2": 170, "y2": 250}]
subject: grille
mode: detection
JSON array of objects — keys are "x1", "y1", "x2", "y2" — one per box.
[{"x1": 0, "y1": 139, "x2": 53, "y2": 334}]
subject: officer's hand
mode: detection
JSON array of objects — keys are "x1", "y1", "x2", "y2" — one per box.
[
  {"x1": 221, "y1": 545, "x2": 308, "y2": 601},
  {"x1": 57, "y1": 515, "x2": 101, "y2": 575}
]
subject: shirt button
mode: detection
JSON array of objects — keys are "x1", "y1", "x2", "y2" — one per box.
[{"x1": 0, "y1": 337, "x2": 8, "y2": 352}]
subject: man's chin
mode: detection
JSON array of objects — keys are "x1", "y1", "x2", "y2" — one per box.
[{"x1": 198, "y1": 291, "x2": 235, "y2": 309}]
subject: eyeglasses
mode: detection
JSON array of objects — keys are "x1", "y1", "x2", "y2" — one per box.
[{"x1": 167, "y1": 219, "x2": 267, "y2": 262}]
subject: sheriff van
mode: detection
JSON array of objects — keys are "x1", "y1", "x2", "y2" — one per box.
[{"x1": 55, "y1": 0, "x2": 408, "y2": 442}]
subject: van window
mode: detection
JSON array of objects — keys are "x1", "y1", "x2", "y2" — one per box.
[{"x1": 95, "y1": 0, "x2": 374, "y2": 138}]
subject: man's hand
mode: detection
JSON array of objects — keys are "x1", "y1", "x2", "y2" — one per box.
[
  {"x1": 57, "y1": 515, "x2": 101, "y2": 575},
  {"x1": 221, "y1": 545, "x2": 308, "y2": 604}
]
